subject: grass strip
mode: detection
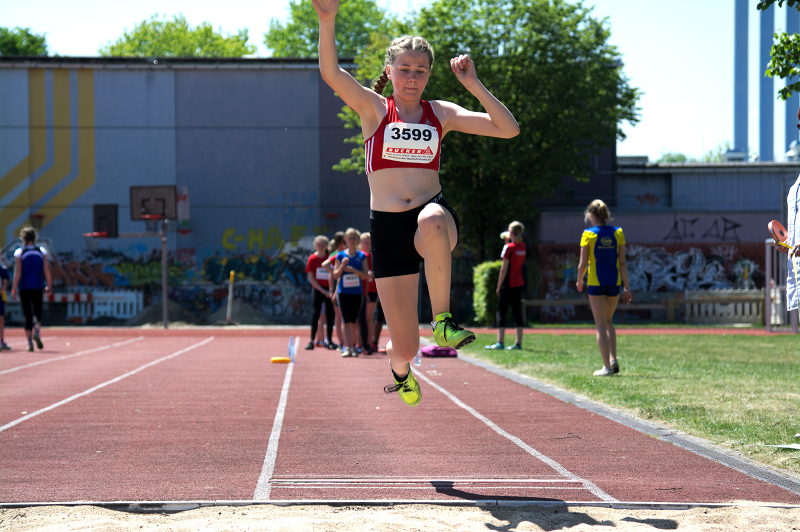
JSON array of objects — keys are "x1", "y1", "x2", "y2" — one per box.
[{"x1": 459, "y1": 332, "x2": 800, "y2": 476}]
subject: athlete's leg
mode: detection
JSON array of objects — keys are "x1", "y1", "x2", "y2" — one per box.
[
  {"x1": 323, "y1": 296, "x2": 335, "y2": 346},
  {"x1": 510, "y1": 286, "x2": 525, "y2": 346},
  {"x1": 19, "y1": 290, "x2": 34, "y2": 349},
  {"x1": 414, "y1": 203, "x2": 458, "y2": 317},
  {"x1": 309, "y1": 290, "x2": 323, "y2": 344},
  {"x1": 588, "y1": 294, "x2": 612, "y2": 369},
  {"x1": 497, "y1": 287, "x2": 509, "y2": 344},
  {"x1": 333, "y1": 301, "x2": 344, "y2": 348},
  {"x1": 376, "y1": 274, "x2": 420, "y2": 376},
  {"x1": 605, "y1": 294, "x2": 620, "y2": 366}
]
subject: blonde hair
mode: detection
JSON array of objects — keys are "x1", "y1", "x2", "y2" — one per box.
[
  {"x1": 313, "y1": 235, "x2": 329, "y2": 248},
  {"x1": 509, "y1": 221, "x2": 525, "y2": 237},
  {"x1": 344, "y1": 227, "x2": 361, "y2": 241},
  {"x1": 20, "y1": 226, "x2": 37, "y2": 243},
  {"x1": 584, "y1": 199, "x2": 611, "y2": 225},
  {"x1": 499, "y1": 230, "x2": 510, "y2": 241},
  {"x1": 329, "y1": 231, "x2": 345, "y2": 254},
  {"x1": 372, "y1": 35, "x2": 435, "y2": 95}
]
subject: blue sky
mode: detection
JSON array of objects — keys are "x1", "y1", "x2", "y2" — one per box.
[{"x1": 1, "y1": 0, "x2": 796, "y2": 161}]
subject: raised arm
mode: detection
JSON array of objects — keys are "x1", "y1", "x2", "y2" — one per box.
[
  {"x1": 437, "y1": 54, "x2": 520, "y2": 139},
  {"x1": 313, "y1": 0, "x2": 382, "y2": 117}
]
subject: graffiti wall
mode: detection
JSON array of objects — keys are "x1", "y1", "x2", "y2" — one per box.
[{"x1": 535, "y1": 242, "x2": 764, "y2": 320}]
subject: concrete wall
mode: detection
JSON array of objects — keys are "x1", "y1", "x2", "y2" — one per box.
[{"x1": 0, "y1": 58, "x2": 369, "y2": 324}]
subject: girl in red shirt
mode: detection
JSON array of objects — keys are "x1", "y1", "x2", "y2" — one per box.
[
  {"x1": 486, "y1": 221, "x2": 526, "y2": 350},
  {"x1": 305, "y1": 235, "x2": 335, "y2": 350}
]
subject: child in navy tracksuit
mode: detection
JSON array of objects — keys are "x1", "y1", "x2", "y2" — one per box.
[{"x1": 11, "y1": 227, "x2": 52, "y2": 352}]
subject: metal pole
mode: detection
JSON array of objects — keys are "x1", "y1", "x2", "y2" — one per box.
[
  {"x1": 226, "y1": 270, "x2": 235, "y2": 324},
  {"x1": 161, "y1": 219, "x2": 168, "y2": 329},
  {"x1": 764, "y1": 239, "x2": 772, "y2": 332}
]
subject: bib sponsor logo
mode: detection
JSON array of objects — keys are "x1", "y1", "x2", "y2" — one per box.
[
  {"x1": 599, "y1": 237, "x2": 615, "y2": 249},
  {"x1": 316, "y1": 267, "x2": 330, "y2": 281},
  {"x1": 383, "y1": 122, "x2": 438, "y2": 164}
]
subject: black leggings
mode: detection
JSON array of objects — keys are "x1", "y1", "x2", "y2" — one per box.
[
  {"x1": 310, "y1": 289, "x2": 334, "y2": 342},
  {"x1": 496, "y1": 286, "x2": 524, "y2": 328},
  {"x1": 19, "y1": 289, "x2": 43, "y2": 331}
]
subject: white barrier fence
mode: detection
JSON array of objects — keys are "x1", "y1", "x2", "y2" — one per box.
[
  {"x1": 682, "y1": 289, "x2": 763, "y2": 324},
  {"x1": 4, "y1": 290, "x2": 145, "y2": 324},
  {"x1": 66, "y1": 290, "x2": 144, "y2": 322}
]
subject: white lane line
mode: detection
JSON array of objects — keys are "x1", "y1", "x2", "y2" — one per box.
[
  {"x1": 0, "y1": 337, "x2": 144, "y2": 376},
  {"x1": 270, "y1": 478, "x2": 575, "y2": 484},
  {"x1": 271, "y1": 485, "x2": 587, "y2": 491},
  {"x1": 0, "y1": 336, "x2": 214, "y2": 433},
  {"x1": 253, "y1": 361, "x2": 295, "y2": 501},
  {"x1": 414, "y1": 370, "x2": 618, "y2": 503}
]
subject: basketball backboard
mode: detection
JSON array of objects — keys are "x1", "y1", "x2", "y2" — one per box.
[
  {"x1": 93, "y1": 204, "x2": 118, "y2": 237},
  {"x1": 129, "y1": 185, "x2": 177, "y2": 221}
]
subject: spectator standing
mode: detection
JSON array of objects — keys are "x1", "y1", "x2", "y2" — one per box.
[
  {"x1": 11, "y1": 227, "x2": 52, "y2": 352},
  {"x1": 485, "y1": 221, "x2": 527, "y2": 350},
  {"x1": 575, "y1": 200, "x2": 632, "y2": 376},
  {"x1": 305, "y1": 235, "x2": 335, "y2": 350}
]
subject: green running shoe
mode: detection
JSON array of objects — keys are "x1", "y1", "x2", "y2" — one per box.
[
  {"x1": 432, "y1": 312, "x2": 475, "y2": 349},
  {"x1": 384, "y1": 369, "x2": 422, "y2": 406}
]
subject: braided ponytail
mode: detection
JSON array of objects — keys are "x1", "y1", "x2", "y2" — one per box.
[{"x1": 372, "y1": 71, "x2": 389, "y2": 95}]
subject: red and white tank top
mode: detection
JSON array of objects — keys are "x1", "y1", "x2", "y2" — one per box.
[{"x1": 364, "y1": 96, "x2": 443, "y2": 174}]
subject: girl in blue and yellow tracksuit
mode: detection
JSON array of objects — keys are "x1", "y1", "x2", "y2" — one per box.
[{"x1": 576, "y1": 199, "x2": 632, "y2": 377}]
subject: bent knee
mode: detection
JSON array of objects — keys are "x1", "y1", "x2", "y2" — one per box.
[{"x1": 417, "y1": 206, "x2": 448, "y2": 236}]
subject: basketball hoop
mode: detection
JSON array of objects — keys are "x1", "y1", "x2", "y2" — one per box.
[
  {"x1": 30, "y1": 213, "x2": 45, "y2": 230},
  {"x1": 141, "y1": 213, "x2": 163, "y2": 233},
  {"x1": 82, "y1": 231, "x2": 108, "y2": 252}
]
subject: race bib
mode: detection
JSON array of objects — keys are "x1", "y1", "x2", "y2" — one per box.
[
  {"x1": 315, "y1": 267, "x2": 330, "y2": 281},
  {"x1": 382, "y1": 122, "x2": 439, "y2": 164},
  {"x1": 342, "y1": 273, "x2": 360, "y2": 288}
]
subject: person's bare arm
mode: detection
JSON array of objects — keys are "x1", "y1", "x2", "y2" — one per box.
[
  {"x1": 437, "y1": 55, "x2": 519, "y2": 139},
  {"x1": 314, "y1": 0, "x2": 383, "y2": 119},
  {"x1": 576, "y1": 246, "x2": 589, "y2": 293},
  {"x1": 618, "y1": 244, "x2": 632, "y2": 303}
]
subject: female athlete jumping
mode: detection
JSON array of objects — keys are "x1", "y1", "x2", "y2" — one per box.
[{"x1": 314, "y1": 0, "x2": 519, "y2": 405}]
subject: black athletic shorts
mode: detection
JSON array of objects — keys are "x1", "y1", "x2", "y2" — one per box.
[{"x1": 369, "y1": 192, "x2": 459, "y2": 279}]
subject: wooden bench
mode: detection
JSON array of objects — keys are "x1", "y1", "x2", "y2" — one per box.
[
  {"x1": 522, "y1": 296, "x2": 676, "y2": 323},
  {"x1": 522, "y1": 292, "x2": 765, "y2": 324}
]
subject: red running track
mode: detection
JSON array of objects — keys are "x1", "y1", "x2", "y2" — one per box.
[{"x1": 1, "y1": 327, "x2": 798, "y2": 505}]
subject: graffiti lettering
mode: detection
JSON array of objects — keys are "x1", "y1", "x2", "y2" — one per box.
[
  {"x1": 222, "y1": 225, "x2": 311, "y2": 252},
  {"x1": 663, "y1": 216, "x2": 742, "y2": 242}
]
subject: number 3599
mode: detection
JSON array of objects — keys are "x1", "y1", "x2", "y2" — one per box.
[{"x1": 390, "y1": 127, "x2": 433, "y2": 142}]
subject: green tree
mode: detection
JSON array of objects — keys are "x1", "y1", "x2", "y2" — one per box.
[
  {"x1": 336, "y1": 0, "x2": 639, "y2": 260},
  {"x1": 657, "y1": 152, "x2": 691, "y2": 164},
  {"x1": 265, "y1": 0, "x2": 390, "y2": 58},
  {"x1": 700, "y1": 142, "x2": 732, "y2": 163},
  {"x1": 99, "y1": 15, "x2": 255, "y2": 57},
  {"x1": 758, "y1": 0, "x2": 800, "y2": 100},
  {"x1": 0, "y1": 27, "x2": 48, "y2": 56}
]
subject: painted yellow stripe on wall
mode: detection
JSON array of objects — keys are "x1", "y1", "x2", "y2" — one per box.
[
  {"x1": 1, "y1": 70, "x2": 72, "y2": 239},
  {"x1": 38, "y1": 70, "x2": 96, "y2": 229},
  {"x1": 0, "y1": 70, "x2": 46, "y2": 200}
]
